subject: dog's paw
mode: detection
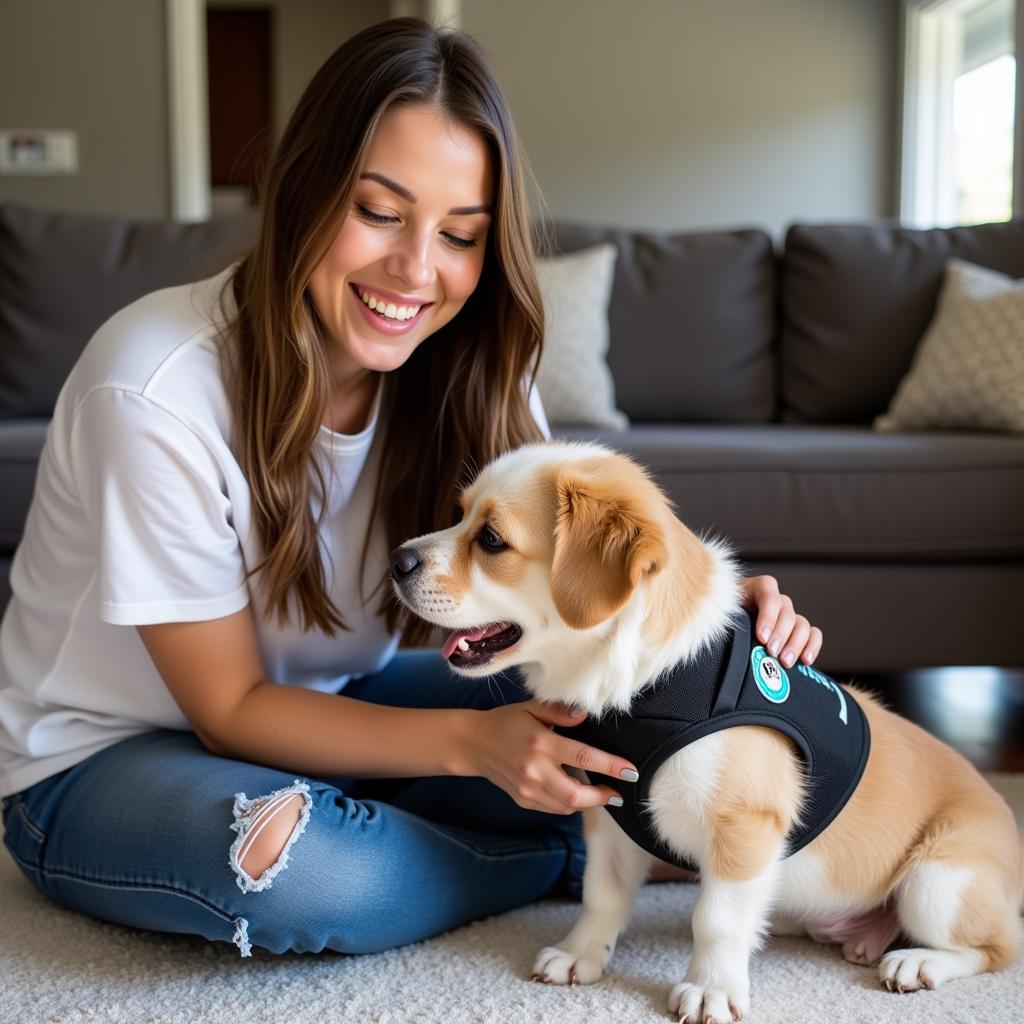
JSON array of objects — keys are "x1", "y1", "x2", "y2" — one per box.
[
  {"x1": 842, "y1": 940, "x2": 877, "y2": 966},
  {"x1": 669, "y1": 981, "x2": 749, "y2": 1023},
  {"x1": 531, "y1": 945, "x2": 605, "y2": 986},
  {"x1": 879, "y1": 948, "x2": 957, "y2": 992},
  {"x1": 843, "y1": 935, "x2": 886, "y2": 967}
]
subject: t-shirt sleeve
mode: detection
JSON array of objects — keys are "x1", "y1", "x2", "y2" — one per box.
[
  {"x1": 526, "y1": 377, "x2": 552, "y2": 440},
  {"x1": 69, "y1": 387, "x2": 250, "y2": 625}
]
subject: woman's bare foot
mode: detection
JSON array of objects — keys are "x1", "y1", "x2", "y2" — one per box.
[{"x1": 648, "y1": 860, "x2": 699, "y2": 883}]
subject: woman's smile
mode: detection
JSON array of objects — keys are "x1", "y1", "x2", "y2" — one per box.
[{"x1": 348, "y1": 283, "x2": 434, "y2": 335}]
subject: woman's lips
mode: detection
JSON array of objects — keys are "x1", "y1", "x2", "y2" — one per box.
[{"x1": 349, "y1": 284, "x2": 432, "y2": 335}]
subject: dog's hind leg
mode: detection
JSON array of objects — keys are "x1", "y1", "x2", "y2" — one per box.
[
  {"x1": 880, "y1": 804, "x2": 1023, "y2": 993},
  {"x1": 881, "y1": 860, "x2": 1021, "y2": 992},
  {"x1": 532, "y1": 806, "x2": 652, "y2": 986}
]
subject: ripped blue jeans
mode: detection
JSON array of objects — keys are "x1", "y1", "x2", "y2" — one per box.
[{"x1": 1, "y1": 652, "x2": 585, "y2": 956}]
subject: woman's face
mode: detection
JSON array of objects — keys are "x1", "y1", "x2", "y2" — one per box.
[{"x1": 308, "y1": 103, "x2": 494, "y2": 381}]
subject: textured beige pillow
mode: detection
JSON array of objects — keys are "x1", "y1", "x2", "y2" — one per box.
[
  {"x1": 534, "y1": 243, "x2": 628, "y2": 430},
  {"x1": 875, "y1": 258, "x2": 1024, "y2": 432}
]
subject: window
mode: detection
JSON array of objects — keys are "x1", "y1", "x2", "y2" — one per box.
[{"x1": 900, "y1": 0, "x2": 1017, "y2": 227}]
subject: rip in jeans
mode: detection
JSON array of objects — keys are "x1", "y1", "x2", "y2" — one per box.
[{"x1": 227, "y1": 780, "x2": 312, "y2": 956}]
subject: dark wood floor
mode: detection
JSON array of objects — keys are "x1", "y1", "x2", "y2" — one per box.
[{"x1": 844, "y1": 667, "x2": 1024, "y2": 772}]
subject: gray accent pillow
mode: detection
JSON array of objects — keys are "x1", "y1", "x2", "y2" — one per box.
[
  {"x1": 875, "y1": 259, "x2": 1024, "y2": 432},
  {"x1": 535, "y1": 243, "x2": 626, "y2": 429}
]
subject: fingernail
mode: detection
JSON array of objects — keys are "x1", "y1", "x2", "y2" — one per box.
[
  {"x1": 760, "y1": 628, "x2": 771, "y2": 643},
  {"x1": 769, "y1": 640, "x2": 781, "y2": 657},
  {"x1": 569, "y1": 704, "x2": 585, "y2": 717},
  {"x1": 607, "y1": 795, "x2": 624, "y2": 807},
  {"x1": 781, "y1": 651, "x2": 795, "y2": 667},
  {"x1": 620, "y1": 768, "x2": 639, "y2": 783}
]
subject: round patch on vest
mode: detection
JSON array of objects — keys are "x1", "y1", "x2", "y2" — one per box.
[{"x1": 751, "y1": 646, "x2": 790, "y2": 703}]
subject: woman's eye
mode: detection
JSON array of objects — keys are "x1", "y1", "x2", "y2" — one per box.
[
  {"x1": 443, "y1": 233, "x2": 478, "y2": 250},
  {"x1": 356, "y1": 205, "x2": 477, "y2": 250},
  {"x1": 477, "y1": 525, "x2": 507, "y2": 552},
  {"x1": 355, "y1": 204, "x2": 397, "y2": 225}
]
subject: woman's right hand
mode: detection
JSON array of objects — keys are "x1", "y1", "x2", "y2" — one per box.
[{"x1": 462, "y1": 699, "x2": 638, "y2": 815}]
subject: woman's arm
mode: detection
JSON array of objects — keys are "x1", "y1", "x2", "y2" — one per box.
[{"x1": 137, "y1": 607, "x2": 636, "y2": 814}]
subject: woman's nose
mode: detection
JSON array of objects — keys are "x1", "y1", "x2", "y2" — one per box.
[{"x1": 385, "y1": 234, "x2": 435, "y2": 291}]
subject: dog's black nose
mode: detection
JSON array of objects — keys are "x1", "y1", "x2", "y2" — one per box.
[{"x1": 389, "y1": 546, "x2": 422, "y2": 582}]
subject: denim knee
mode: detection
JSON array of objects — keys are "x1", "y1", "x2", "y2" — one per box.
[{"x1": 226, "y1": 787, "x2": 408, "y2": 955}]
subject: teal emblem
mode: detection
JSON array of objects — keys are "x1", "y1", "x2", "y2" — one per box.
[{"x1": 751, "y1": 645, "x2": 790, "y2": 703}]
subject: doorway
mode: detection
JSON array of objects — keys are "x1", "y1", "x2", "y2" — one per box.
[{"x1": 207, "y1": 7, "x2": 273, "y2": 215}]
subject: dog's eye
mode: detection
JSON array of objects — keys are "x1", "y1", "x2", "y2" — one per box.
[{"x1": 477, "y1": 525, "x2": 508, "y2": 552}]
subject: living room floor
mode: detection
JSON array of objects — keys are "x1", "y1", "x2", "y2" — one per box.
[
  {"x1": 845, "y1": 666, "x2": 1024, "y2": 771},
  {"x1": 1, "y1": 664, "x2": 1021, "y2": 1024}
]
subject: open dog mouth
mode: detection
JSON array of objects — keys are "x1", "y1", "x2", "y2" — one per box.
[{"x1": 441, "y1": 621, "x2": 523, "y2": 667}]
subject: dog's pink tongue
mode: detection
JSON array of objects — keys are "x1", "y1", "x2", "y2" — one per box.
[{"x1": 441, "y1": 626, "x2": 490, "y2": 660}]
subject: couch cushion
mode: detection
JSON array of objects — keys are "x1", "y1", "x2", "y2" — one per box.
[
  {"x1": 0, "y1": 419, "x2": 49, "y2": 549},
  {"x1": 554, "y1": 424, "x2": 1024, "y2": 561},
  {"x1": 736, "y1": 560, "x2": 1024, "y2": 672},
  {"x1": 545, "y1": 222, "x2": 776, "y2": 424},
  {"x1": 0, "y1": 203, "x2": 258, "y2": 418},
  {"x1": 779, "y1": 219, "x2": 1024, "y2": 423}
]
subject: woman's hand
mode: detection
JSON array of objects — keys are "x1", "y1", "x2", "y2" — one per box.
[
  {"x1": 462, "y1": 699, "x2": 638, "y2": 815},
  {"x1": 740, "y1": 575, "x2": 823, "y2": 668}
]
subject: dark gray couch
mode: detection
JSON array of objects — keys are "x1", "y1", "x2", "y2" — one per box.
[{"x1": 2, "y1": 202, "x2": 1022, "y2": 673}]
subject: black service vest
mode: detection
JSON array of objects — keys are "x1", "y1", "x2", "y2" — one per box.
[{"x1": 559, "y1": 611, "x2": 870, "y2": 871}]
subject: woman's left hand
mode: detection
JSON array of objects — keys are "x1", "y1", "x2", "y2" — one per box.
[{"x1": 740, "y1": 575, "x2": 822, "y2": 668}]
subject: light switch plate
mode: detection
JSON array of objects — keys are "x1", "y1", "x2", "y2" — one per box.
[{"x1": 0, "y1": 131, "x2": 78, "y2": 175}]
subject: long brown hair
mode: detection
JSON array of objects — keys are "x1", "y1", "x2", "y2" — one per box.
[{"x1": 222, "y1": 17, "x2": 545, "y2": 645}]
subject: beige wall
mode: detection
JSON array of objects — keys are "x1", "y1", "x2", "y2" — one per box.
[
  {"x1": 0, "y1": 0, "x2": 169, "y2": 218},
  {"x1": 0, "y1": 0, "x2": 900, "y2": 232},
  {"x1": 0, "y1": 0, "x2": 387, "y2": 219},
  {"x1": 462, "y1": 0, "x2": 900, "y2": 237}
]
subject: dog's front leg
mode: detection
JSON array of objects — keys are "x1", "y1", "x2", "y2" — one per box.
[
  {"x1": 532, "y1": 805, "x2": 652, "y2": 985},
  {"x1": 670, "y1": 855, "x2": 782, "y2": 1023}
]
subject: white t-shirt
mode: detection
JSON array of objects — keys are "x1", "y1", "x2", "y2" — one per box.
[{"x1": 0, "y1": 269, "x2": 548, "y2": 797}]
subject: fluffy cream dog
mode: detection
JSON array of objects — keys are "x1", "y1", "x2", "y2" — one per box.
[{"x1": 390, "y1": 440, "x2": 1023, "y2": 1022}]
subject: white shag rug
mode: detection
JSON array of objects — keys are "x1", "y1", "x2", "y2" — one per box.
[{"x1": 2, "y1": 775, "x2": 1022, "y2": 1024}]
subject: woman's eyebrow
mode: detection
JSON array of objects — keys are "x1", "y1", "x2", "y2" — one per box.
[{"x1": 359, "y1": 171, "x2": 491, "y2": 215}]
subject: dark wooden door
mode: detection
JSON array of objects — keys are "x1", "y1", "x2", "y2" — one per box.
[{"x1": 207, "y1": 8, "x2": 272, "y2": 190}]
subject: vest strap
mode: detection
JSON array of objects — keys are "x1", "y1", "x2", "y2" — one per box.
[{"x1": 710, "y1": 611, "x2": 753, "y2": 717}]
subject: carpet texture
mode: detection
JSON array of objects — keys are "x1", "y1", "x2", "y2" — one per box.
[{"x1": 2, "y1": 775, "x2": 1022, "y2": 1024}]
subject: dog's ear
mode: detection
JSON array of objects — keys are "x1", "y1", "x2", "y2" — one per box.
[{"x1": 551, "y1": 468, "x2": 667, "y2": 629}]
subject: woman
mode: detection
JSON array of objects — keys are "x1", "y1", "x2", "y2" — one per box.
[{"x1": 0, "y1": 18, "x2": 821, "y2": 957}]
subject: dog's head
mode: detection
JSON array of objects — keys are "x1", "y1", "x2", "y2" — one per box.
[{"x1": 389, "y1": 441, "x2": 675, "y2": 677}]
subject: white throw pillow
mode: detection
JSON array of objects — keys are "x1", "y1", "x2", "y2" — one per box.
[
  {"x1": 534, "y1": 243, "x2": 628, "y2": 430},
  {"x1": 875, "y1": 258, "x2": 1024, "y2": 433}
]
